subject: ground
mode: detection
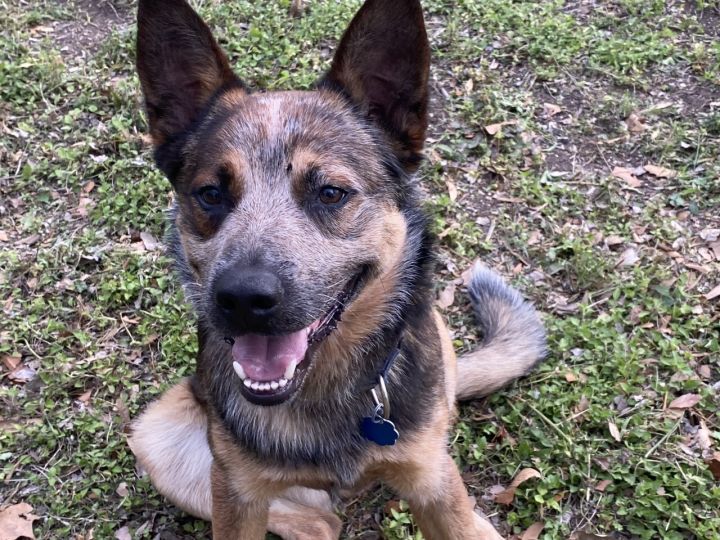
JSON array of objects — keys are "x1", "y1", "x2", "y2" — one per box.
[{"x1": 1, "y1": 0, "x2": 719, "y2": 539}]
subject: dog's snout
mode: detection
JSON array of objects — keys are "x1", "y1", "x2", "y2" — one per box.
[{"x1": 214, "y1": 267, "x2": 284, "y2": 328}]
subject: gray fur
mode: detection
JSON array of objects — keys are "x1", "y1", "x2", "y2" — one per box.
[{"x1": 467, "y1": 265, "x2": 547, "y2": 374}]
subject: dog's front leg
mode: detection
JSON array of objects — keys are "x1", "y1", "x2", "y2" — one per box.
[
  {"x1": 384, "y1": 452, "x2": 504, "y2": 540},
  {"x1": 211, "y1": 462, "x2": 269, "y2": 539}
]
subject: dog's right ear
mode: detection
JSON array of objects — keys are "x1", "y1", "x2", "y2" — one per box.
[{"x1": 136, "y1": 0, "x2": 243, "y2": 146}]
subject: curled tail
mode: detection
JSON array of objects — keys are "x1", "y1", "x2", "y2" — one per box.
[{"x1": 456, "y1": 265, "x2": 547, "y2": 401}]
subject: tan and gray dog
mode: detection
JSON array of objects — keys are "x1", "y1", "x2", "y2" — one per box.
[{"x1": 129, "y1": 0, "x2": 546, "y2": 538}]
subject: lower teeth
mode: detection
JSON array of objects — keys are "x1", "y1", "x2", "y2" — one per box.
[{"x1": 245, "y1": 377, "x2": 290, "y2": 392}]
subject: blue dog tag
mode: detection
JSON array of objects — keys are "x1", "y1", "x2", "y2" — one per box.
[{"x1": 360, "y1": 416, "x2": 399, "y2": 446}]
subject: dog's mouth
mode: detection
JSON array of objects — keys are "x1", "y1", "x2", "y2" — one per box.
[{"x1": 229, "y1": 267, "x2": 368, "y2": 406}]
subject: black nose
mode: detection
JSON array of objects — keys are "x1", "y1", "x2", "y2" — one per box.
[{"x1": 213, "y1": 266, "x2": 284, "y2": 329}]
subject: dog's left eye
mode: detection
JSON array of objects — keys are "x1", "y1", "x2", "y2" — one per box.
[
  {"x1": 318, "y1": 185, "x2": 347, "y2": 205},
  {"x1": 197, "y1": 186, "x2": 222, "y2": 207}
]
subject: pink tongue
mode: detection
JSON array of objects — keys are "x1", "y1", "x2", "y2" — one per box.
[{"x1": 232, "y1": 329, "x2": 309, "y2": 382}]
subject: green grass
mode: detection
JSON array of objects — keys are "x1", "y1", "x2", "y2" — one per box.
[{"x1": 1, "y1": 0, "x2": 719, "y2": 539}]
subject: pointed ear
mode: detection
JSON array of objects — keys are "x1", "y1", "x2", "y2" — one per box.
[
  {"x1": 321, "y1": 0, "x2": 430, "y2": 172},
  {"x1": 136, "y1": 0, "x2": 244, "y2": 145}
]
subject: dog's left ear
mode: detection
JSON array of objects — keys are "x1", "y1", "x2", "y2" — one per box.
[{"x1": 320, "y1": 0, "x2": 430, "y2": 172}]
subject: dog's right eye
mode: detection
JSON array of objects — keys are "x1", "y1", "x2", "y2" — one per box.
[{"x1": 197, "y1": 186, "x2": 222, "y2": 207}]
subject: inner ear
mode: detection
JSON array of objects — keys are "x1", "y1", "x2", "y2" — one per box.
[
  {"x1": 136, "y1": 0, "x2": 245, "y2": 146},
  {"x1": 319, "y1": 0, "x2": 430, "y2": 172}
]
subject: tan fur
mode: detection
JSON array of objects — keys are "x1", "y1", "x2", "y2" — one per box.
[
  {"x1": 456, "y1": 295, "x2": 541, "y2": 400},
  {"x1": 128, "y1": 381, "x2": 213, "y2": 519},
  {"x1": 129, "y1": 380, "x2": 344, "y2": 539}
]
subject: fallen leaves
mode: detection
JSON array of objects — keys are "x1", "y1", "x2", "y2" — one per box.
[
  {"x1": 114, "y1": 526, "x2": 131, "y2": 540},
  {"x1": 643, "y1": 164, "x2": 677, "y2": 179},
  {"x1": 484, "y1": 119, "x2": 517, "y2": 136},
  {"x1": 520, "y1": 522, "x2": 545, "y2": 540},
  {"x1": 139, "y1": 231, "x2": 161, "y2": 252},
  {"x1": 699, "y1": 228, "x2": 720, "y2": 243},
  {"x1": 446, "y1": 178, "x2": 458, "y2": 202},
  {"x1": 594, "y1": 479, "x2": 612, "y2": 492},
  {"x1": 608, "y1": 420, "x2": 622, "y2": 442},
  {"x1": 543, "y1": 102, "x2": 562, "y2": 117},
  {"x1": 0, "y1": 503, "x2": 38, "y2": 540},
  {"x1": 435, "y1": 282, "x2": 456, "y2": 309},
  {"x1": 707, "y1": 452, "x2": 720, "y2": 480},
  {"x1": 611, "y1": 166, "x2": 641, "y2": 188},
  {"x1": 626, "y1": 112, "x2": 646, "y2": 133},
  {"x1": 611, "y1": 163, "x2": 678, "y2": 188},
  {"x1": 704, "y1": 283, "x2": 720, "y2": 301},
  {"x1": 668, "y1": 393, "x2": 701, "y2": 410},
  {"x1": 616, "y1": 247, "x2": 640, "y2": 267},
  {"x1": 2, "y1": 356, "x2": 36, "y2": 385},
  {"x1": 494, "y1": 468, "x2": 542, "y2": 505},
  {"x1": 115, "y1": 482, "x2": 129, "y2": 498}
]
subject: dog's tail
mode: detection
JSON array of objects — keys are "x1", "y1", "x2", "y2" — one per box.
[{"x1": 455, "y1": 265, "x2": 547, "y2": 401}]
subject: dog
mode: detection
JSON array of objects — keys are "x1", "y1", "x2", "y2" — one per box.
[{"x1": 128, "y1": 0, "x2": 547, "y2": 538}]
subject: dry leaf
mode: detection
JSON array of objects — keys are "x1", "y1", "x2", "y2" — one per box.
[
  {"x1": 139, "y1": 231, "x2": 160, "y2": 252},
  {"x1": 698, "y1": 365, "x2": 712, "y2": 380},
  {"x1": 697, "y1": 420, "x2": 713, "y2": 456},
  {"x1": 0, "y1": 502, "x2": 38, "y2": 540},
  {"x1": 2, "y1": 355, "x2": 21, "y2": 371},
  {"x1": 700, "y1": 228, "x2": 720, "y2": 242},
  {"x1": 484, "y1": 120, "x2": 517, "y2": 136},
  {"x1": 594, "y1": 479, "x2": 611, "y2": 492},
  {"x1": 76, "y1": 197, "x2": 93, "y2": 218},
  {"x1": 608, "y1": 420, "x2": 622, "y2": 442},
  {"x1": 494, "y1": 468, "x2": 542, "y2": 505},
  {"x1": 115, "y1": 482, "x2": 129, "y2": 498},
  {"x1": 446, "y1": 179, "x2": 458, "y2": 202},
  {"x1": 565, "y1": 372, "x2": 578, "y2": 383},
  {"x1": 521, "y1": 522, "x2": 545, "y2": 540},
  {"x1": 0, "y1": 231, "x2": 8, "y2": 242},
  {"x1": 76, "y1": 389, "x2": 92, "y2": 404},
  {"x1": 611, "y1": 166, "x2": 642, "y2": 188},
  {"x1": 7, "y1": 364, "x2": 36, "y2": 384},
  {"x1": 573, "y1": 395, "x2": 590, "y2": 419},
  {"x1": 707, "y1": 452, "x2": 720, "y2": 480},
  {"x1": 605, "y1": 235, "x2": 624, "y2": 247},
  {"x1": 668, "y1": 393, "x2": 701, "y2": 410},
  {"x1": 705, "y1": 283, "x2": 720, "y2": 300},
  {"x1": 616, "y1": 247, "x2": 640, "y2": 267},
  {"x1": 114, "y1": 526, "x2": 131, "y2": 540},
  {"x1": 626, "y1": 113, "x2": 646, "y2": 133},
  {"x1": 643, "y1": 164, "x2": 677, "y2": 179},
  {"x1": 543, "y1": 103, "x2": 562, "y2": 117},
  {"x1": 436, "y1": 283, "x2": 456, "y2": 309},
  {"x1": 527, "y1": 230, "x2": 542, "y2": 246}
]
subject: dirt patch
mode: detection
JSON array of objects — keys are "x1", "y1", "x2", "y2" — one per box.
[
  {"x1": 51, "y1": 0, "x2": 132, "y2": 60},
  {"x1": 683, "y1": 1, "x2": 720, "y2": 37}
]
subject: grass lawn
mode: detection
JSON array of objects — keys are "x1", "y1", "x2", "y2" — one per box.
[{"x1": 1, "y1": 0, "x2": 719, "y2": 538}]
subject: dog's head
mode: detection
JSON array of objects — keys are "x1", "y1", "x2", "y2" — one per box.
[{"x1": 136, "y1": 0, "x2": 430, "y2": 406}]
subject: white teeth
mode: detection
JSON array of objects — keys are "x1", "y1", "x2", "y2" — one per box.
[
  {"x1": 241, "y1": 374, "x2": 292, "y2": 393},
  {"x1": 233, "y1": 361, "x2": 247, "y2": 380},
  {"x1": 284, "y1": 360, "x2": 297, "y2": 380}
]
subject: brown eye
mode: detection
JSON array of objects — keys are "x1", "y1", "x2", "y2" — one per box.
[
  {"x1": 318, "y1": 185, "x2": 347, "y2": 205},
  {"x1": 198, "y1": 186, "x2": 222, "y2": 207}
]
